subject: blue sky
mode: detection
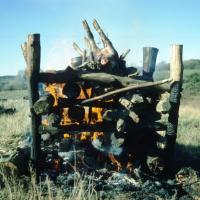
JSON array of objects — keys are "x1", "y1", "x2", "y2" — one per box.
[{"x1": 0, "y1": 0, "x2": 200, "y2": 75}]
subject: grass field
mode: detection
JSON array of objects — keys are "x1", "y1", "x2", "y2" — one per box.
[
  {"x1": 0, "y1": 90, "x2": 29, "y2": 154},
  {"x1": 0, "y1": 68, "x2": 200, "y2": 199}
]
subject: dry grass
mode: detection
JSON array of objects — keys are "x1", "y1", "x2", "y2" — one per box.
[
  {"x1": 0, "y1": 91, "x2": 98, "y2": 199},
  {"x1": 176, "y1": 96, "x2": 200, "y2": 159},
  {"x1": 0, "y1": 170, "x2": 98, "y2": 200},
  {"x1": 0, "y1": 89, "x2": 200, "y2": 199},
  {"x1": 0, "y1": 91, "x2": 29, "y2": 154}
]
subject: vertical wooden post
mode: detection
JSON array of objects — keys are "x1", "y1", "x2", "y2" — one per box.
[
  {"x1": 143, "y1": 47, "x2": 159, "y2": 81},
  {"x1": 21, "y1": 34, "x2": 41, "y2": 174},
  {"x1": 166, "y1": 44, "x2": 183, "y2": 165}
]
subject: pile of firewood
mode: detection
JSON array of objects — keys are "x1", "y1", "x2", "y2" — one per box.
[{"x1": 21, "y1": 20, "x2": 183, "y2": 176}]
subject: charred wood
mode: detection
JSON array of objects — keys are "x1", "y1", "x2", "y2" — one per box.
[
  {"x1": 80, "y1": 78, "x2": 172, "y2": 105},
  {"x1": 32, "y1": 94, "x2": 55, "y2": 115},
  {"x1": 143, "y1": 47, "x2": 159, "y2": 81},
  {"x1": 62, "y1": 83, "x2": 81, "y2": 99},
  {"x1": 57, "y1": 97, "x2": 119, "y2": 108},
  {"x1": 39, "y1": 123, "x2": 115, "y2": 135},
  {"x1": 39, "y1": 67, "x2": 78, "y2": 83}
]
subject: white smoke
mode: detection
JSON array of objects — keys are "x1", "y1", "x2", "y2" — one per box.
[{"x1": 41, "y1": 37, "x2": 77, "y2": 71}]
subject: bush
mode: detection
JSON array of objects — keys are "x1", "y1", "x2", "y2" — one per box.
[
  {"x1": 184, "y1": 59, "x2": 200, "y2": 69},
  {"x1": 183, "y1": 72, "x2": 200, "y2": 96}
]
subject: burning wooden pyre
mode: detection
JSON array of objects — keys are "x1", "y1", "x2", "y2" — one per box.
[{"x1": 21, "y1": 19, "x2": 183, "y2": 178}]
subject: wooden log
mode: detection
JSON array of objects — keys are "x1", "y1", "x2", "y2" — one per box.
[
  {"x1": 166, "y1": 44, "x2": 183, "y2": 163},
  {"x1": 156, "y1": 135, "x2": 167, "y2": 150},
  {"x1": 155, "y1": 113, "x2": 169, "y2": 125},
  {"x1": 143, "y1": 47, "x2": 159, "y2": 81},
  {"x1": 118, "y1": 97, "x2": 133, "y2": 110},
  {"x1": 156, "y1": 92, "x2": 170, "y2": 113},
  {"x1": 22, "y1": 34, "x2": 41, "y2": 170},
  {"x1": 70, "y1": 56, "x2": 83, "y2": 69},
  {"x1": 73, "y1": 42, "x2": 84, "y2": 56},
  {"x1": 40, "y1": 121, "x2": 166, "y2": 136},
  {"x1": 120, "y1": 49, "x2": 131, "y2": 60},
  {"x1": 146, "y1": 154, "x2": 165, "y2": 175},
  {"x1": 80, "y1": 72, "x2": 149, "y2": 87},
  {"x1": 46, "y1": 113, "x2": 61, "y2": 126},
  {"x1": 131, "y1": 94, "x2": 144, "y2": 104},
  {"x1": 82, "y1": 20, "x2": 99, "y2": 53},
  {"x1": 116, "y1": 118, "x2": 126, "y2": 133},
  {"x1": 32, "y1": 94, "x2": 55, "y2": 115},
  {"x1": 21, "y1": 42, "x2": 28, "y2": 64},
  {"x1": 81, "y1": 78, "x2": 172, "y2": 105},
  {"x1": 62, "y1": 83, "x2": 81, "y2": 99},
  {"x1": 58, "y1": 98, "x2": 119, "y2": 108},
  {"x1": 102, "y1": 109, "x2": 139, "y2": 123},
  {"x1": 39, "y1": 123, "x2": 115, "y2": 135},
  {"x1": 39, "y1": 67, "x2": 78, "y2": 83},
  {"x1": 68, "y1": 106, "x2": 85, "y2": 123},
  {"x1": 128, "y1": 110, "x2": 140, "y2": 123}
]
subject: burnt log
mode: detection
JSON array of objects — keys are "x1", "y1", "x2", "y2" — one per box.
[
  {"x1": 92, "y1": 132, "x2": 124, "y2": 156},
  {"x1": 68, "y1": 106, "x2": 85, "y2": 123},
  {"x1": 32, "y1": 94, "x2": 55, "y2": 115},
  {"x1": 118, "y1": 97, "x2": 133, "y2": 110},
  {"x1": 81, "y1": 78, "x2": 172, "y2": 105},
  {"x1": 39, "y1": 123, "x2": 115, "y2": 135},
  {"x1": 166, "y1": 44, "x2": 183, "y2": 164},
  {"x1": 102, "y1": 109, "x2": 139, "y2": 124},
  {"x1": 146, "y1": 154, "x2": 166, "y2": 175},
  {"x1": 46, "y1": 113, "x2": 61, "y2": 126},
  {"x1": 80, "y1": 72, "x2": 156, "y2": 87},
  {"x1": 40, "y1": 120, "x2": 166, "y2": 136},
  {"x1": 62, "y1": 83, "x2": 81, "y2": 99},
  {"x1": 143, "y1": 47, "x2": 159, "y2": 81},
  {"x1": 21, "y1": 34, "x2": 41, "y2": 173},
  {"x1": 131, "y1": 94, "x2": 144, "y2": 104},
  {"x1": 39, "y1": 67, "x2": 78, "y2": 83},
  {"x1": 116, "y1": 118, "x2": 126, "y2": 133},
  {"x1": 58, "y1": 97, "x2": 119, "y2": 108}
]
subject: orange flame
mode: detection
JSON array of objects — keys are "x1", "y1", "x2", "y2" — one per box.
[{"x1": 45, "y1": 82, "x2": 131, "y2": 171}]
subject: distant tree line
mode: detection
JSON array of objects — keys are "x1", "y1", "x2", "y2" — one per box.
[
  {"x1": 157, "y1": 59, "x2": 200, "y2": 70},
  {"x1": 0, "y1": 70, "x2": 27, "y2": 91},
  {"x1": 0, "y1": 59, "x2": 199, "y2": 92}
]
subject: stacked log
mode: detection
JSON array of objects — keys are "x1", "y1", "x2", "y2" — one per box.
[
  {"x1": 31, "y1": 50, "x2": 173, "y2": 175},
  {"x1": 22, "y1": 20, "x2": 183, "y2": 177}
]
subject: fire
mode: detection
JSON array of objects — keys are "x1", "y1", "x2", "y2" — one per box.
[
  {"x1": 109, "y1": 154, "x2": 122, "y2": 171},
  {"x1": 45, "y1": 83, "x2": 104, "y2": 139},
  {"x1": 45, "y1": 83, "x2": 65, "y2": 106},
  {"x1": 44, "y1": 82, "x2": 128, "y2": 171}
]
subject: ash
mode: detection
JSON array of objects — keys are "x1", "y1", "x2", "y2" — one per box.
[{"x1": 1, "y1": 137, "x2": 200, "y2": 200}]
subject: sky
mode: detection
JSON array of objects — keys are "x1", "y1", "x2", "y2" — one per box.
[{"x1": 0, "y1": 0, "x2": 200, "y2": 75}]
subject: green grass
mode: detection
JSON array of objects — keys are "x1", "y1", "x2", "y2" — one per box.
[{"x1": 176, "y1": 96, "x2": 200, "y2": 162}]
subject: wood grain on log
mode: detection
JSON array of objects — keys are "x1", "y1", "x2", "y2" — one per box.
[
  {"x1": 22, "y1": 34, "x2": 41, "y2": 171},
  {"x1": 81, "y1": 78, "x2": 172, "y2": 105},
  {"x1": 166, "y1": 44, "x2": 183, "y2": 163},
  {"x1": 143, "y1": 47, "x2": 158, "y2": 81},
  {"x1": 156, "y1": 92, "x2": 170, "y2": 113}
]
